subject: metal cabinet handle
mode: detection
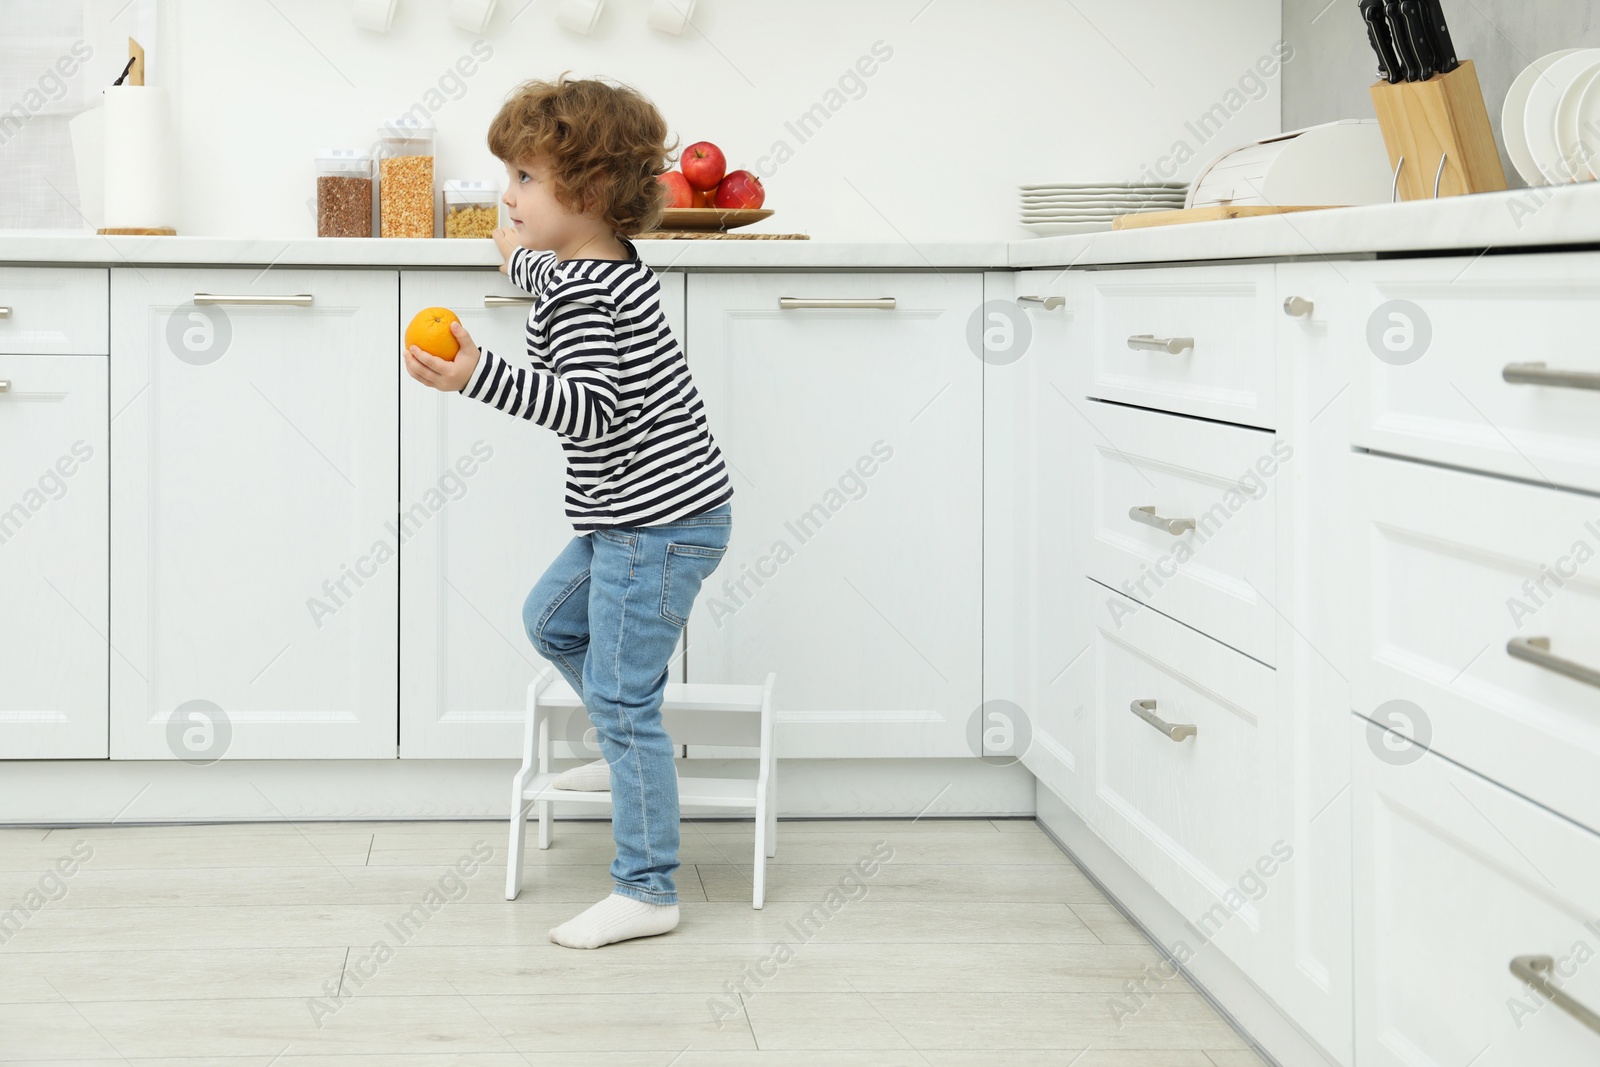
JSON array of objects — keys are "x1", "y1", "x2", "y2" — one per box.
[
  {"x1": 1127, "y1": 334, "x2": 1194, "y2": 354},
  {"x1": 1017, "y1": 295, "x2": 1066, "y2": 310},
  {"x1": 193, "y1": 293, "x2": 314, "y2": 307},
  {"x1": 1129, "y1": 505, "x2": 1195, "y2": 536},
  {"x1": 0, "y1": 306, "x2": 11, "y2": 318},
  {"x1": 778, "y1": 297, "x2": 896, "y2": 310},
  {"x1": 1283, "y1": 296, "x2": 1314, "y2": 318},
  {"x1": 0, "y1": 380, "x2": 10, "y2": 393},
  {"x1": 1510, "y1": 956, "x2": 1600, "y2": 1036},
  {"x1": 484, "y1": 295, "x2": 536, "y2": 307},
  {"x1": 1129, "y1": 699, "x2": 1197, "y2": 742},
  {"x1": 1503, "y1": 362, "x2": 1600, "y2": 391},
  {"x1": 1507, "y1": 636, "x2": 1600, "y2": 690}
]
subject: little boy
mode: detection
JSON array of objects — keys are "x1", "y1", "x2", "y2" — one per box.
[{"x1": 402, "y1": 73, "x2": 733, "y2": 949}]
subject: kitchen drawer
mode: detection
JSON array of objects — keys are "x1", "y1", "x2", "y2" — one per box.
[
  {"x1": 0, "y1": 268, "x2": 108, "y2": 355},
  {"x1": 1353, "y1": 450, "x2": 1600, "y2": 835},
  {"x1": 0, "y1": 354, "x2": 109, "y2": 758},
  {"x1": 1355, "y1": 723, "x2": 1600, "y2": 1067},
  {"x1": 1086, "y1": 263, "x2": 1276, "y2": 429},
  {"x1": 1085, "y1": 400, "x2": 1282, "y2": 666},
  {"x1": 1088, "y1": 582, "x2": 1277, "y2": 980},
  {"x1": 1352, "y1": 251, "x2": 1600, "y2": 495}
]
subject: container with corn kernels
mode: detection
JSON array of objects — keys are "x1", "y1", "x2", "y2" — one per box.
[
  {"x1": 378, "y1": 115, "x2": 435, "y2": 238},
  {"x1": 444, "y1": 180, "x2": 499, "y2": 238}
]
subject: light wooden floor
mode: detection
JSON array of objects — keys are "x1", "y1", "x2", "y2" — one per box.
[{"x1": 0, "y1": 816, "x2": 1270, "y2": 1065}]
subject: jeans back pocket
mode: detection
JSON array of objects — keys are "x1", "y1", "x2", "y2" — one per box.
[{"x1": 661, "y1": 542, "x2": 728, "y2": 626}]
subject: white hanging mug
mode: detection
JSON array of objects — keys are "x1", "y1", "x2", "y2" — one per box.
[
  {"x1": 556, "y1": 0, "x2": 604, "y2": 35},
  {"x1": 648, "y1": 0, "x2": 695, "y2": 35},
  {"x1": 353, "y1": 0, "x2": 398, "y2": 32},
  {"x1": 449, "y1": 0, "x2": 497, "y2": 33}
]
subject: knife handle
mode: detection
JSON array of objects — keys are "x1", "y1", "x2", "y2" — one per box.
[
  {"x1": 1420, "y1": 0, "x2": 1459, "y2": 74},
  {"x1": 1399, "y1": 0, "x2": 1436, "y2": 80},
  {"x1": 1361, "y1": 0, "x2": 1402, "y2": 83},
  {"x1": 1383, "y1": 0, "x2": 1418, "y2": 81}
]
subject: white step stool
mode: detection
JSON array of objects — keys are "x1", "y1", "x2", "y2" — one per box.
[{"x1": 505, "y1": 671, "x2": 779, "y2": 909}]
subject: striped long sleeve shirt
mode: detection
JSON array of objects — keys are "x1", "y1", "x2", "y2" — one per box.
[{"x1": 460, "y1": 236, "x2": 733, "y2": 531}]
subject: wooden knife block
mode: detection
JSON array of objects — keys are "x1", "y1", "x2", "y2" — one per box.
[{"x1": 1370, "y1": 60, "x2": 1506, "y2": 200}]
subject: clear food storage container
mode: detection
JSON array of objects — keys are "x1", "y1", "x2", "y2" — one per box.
[
  {"x1": 378, "y1": 116, "x2": 435, "y2": 238},
  {"x1": 314, "y1": 149, "x2": 373, "y2": 238},
  {"x1": 444, "y1": 180, "x2": 499, "y2": 238}
]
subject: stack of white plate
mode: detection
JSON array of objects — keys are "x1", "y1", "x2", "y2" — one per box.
[
  {"x1": 1505, "y1": 48, "x2": 1600, "y2": 186},
  {"x1": 1019, "y1": 182, "x2": 1189, "y2": 236}
]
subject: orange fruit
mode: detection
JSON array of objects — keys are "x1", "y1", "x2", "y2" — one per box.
[{"x1": 405, "y1": 307, "x2": 461, "y2": 361}]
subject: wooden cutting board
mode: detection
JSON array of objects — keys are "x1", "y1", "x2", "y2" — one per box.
[{"x1": 1113, "y1": 205, "x2": 1346, "y2": 230}]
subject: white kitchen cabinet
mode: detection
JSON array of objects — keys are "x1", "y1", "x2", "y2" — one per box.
[
  {"x1": 110, "y1": 268, "x2": 399, "y2": 760},
  {"x1": 1082, "y1": 400, "x2": 1280, "y2": 667},
  {"x1": 1354, "y1": 717, "x2": 1600, "y2": 1067},
  {"x1": 1350, "y1": 251, "x2": 1600, "y2": 495},
  {"x1": 398, "y1": 268, "x2": 687, "y2": 759},
  {"x1": 986, "y1": 269, "x2": 1095, "y2": 803},
  {"x1": 1352, "y1": 448, "x2": 1600, "y2": 836},
  {"x1": 1086, "y1": 582, "x2": 1279, "y2": 987},
  {"x1": 1269, "y1": 261, "x2": 1355, "y2": 1066},
  {"x1": 684, "y1": 271, "x2": 983, "y2": 758},
  {"x1": 0, "y1": 354, "x2": 108, "y2": 759},
  {"x1": 0, "y1": 267, "x2": 108, "y2": 355},
  {"x1": 1084, "y1": 263, "x2": 1278, "y2": 430}
]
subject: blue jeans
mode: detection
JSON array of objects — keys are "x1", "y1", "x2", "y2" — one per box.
[{"x1": 521, "y1": 504, "x2": 732, "y2": 905}]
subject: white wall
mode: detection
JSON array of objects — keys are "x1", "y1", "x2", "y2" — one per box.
[{"x1": 32, "y1": 0, "x2": 1286, "y2": 241}]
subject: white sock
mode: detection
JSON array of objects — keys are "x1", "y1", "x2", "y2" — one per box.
[
  {"x1": 548, "y1": 893, "x2": 679, "y2": 949},
  {"x1": 551, "y1": 757, "x2": 611, "y2": 791}
]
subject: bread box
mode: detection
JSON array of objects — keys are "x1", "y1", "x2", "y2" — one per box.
[{"x1": 1185, "y1": 119, "x2": 1394, "y2": 209}]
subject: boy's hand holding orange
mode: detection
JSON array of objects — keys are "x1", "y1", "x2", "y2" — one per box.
[{"x1": 403, "y1": 307, "x2": 481, "y2": 392}]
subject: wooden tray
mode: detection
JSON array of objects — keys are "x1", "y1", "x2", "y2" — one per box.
[
  {"x1": 1112, "y1": 205, "x2": 1345, "y2": 230},
  {"x1": 635, "y1": 231, "x2": 808, "y2": 240},
  {"x1": 656, "y1": 207, "x2": 773, "y2": 232}
]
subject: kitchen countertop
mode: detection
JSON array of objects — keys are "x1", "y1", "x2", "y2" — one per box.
[
  {"x1": 4, "y1": 182, "x2": 1600, "y2": 271},
  {"x1": 0, "y1": 234, "x2": 1010, "y2": 270},
  {"x1": 1010, "y1": 182, "x2": 1600, "y2": 268}
]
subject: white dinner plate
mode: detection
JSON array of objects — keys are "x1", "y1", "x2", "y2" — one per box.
[
  {"x1": 1497, "y1": 49, "x2": 1574, "y2": 187},
  {"x1": 1018, "y1": 183, "x2": 1187, "y2": 192},
  {"x1": 1020, "y1": 192, "x2": 1186, "y2": 200},
  {"x1": 1019, "y1": 220, "x2": 1115, "y2": 236},
  {"x1": 1525, "y1": 50, "x2": 1600, "y2": 185},
  {"x1": 1557, "y1": 62, "x2": 1600, "y2": 181},
  {"x1": 1020, "y1": 199, "x2": 1185, "y2": 208},
  {"x1": 1505, "y1": 50, "x2": 1580, "y2": 186},
  {"x1": 1577, "y1": 73, "x2": 1600, "y2": 181},
  {"x1": 1019, "y1": 206, "x2": 1148, "y2": 214}
]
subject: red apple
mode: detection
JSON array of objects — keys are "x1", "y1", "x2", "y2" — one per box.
[
  {"x1": 681, "y1": 142, "x2": 727, "y2": 191},
  {"x1": 713, "y1": 169, "x2": 765, "y2": 210},
  {"x1": 657, "y1": 171, "x2": 693, "y2": 208},
  {"x1": 693, "y1": 188, "x2": 715, "y2": 208}
]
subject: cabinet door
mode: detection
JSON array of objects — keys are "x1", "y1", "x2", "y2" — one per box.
[
  {"x1": 1271, "y1": 261, "x2": 1355, "y2": 1066},
  {"x1": 1355, "y1": 719, "x2": 1600, "y2": 1067},
  {"x1": 0, "y1": 355, "x2": 108, "y2": 758},
  {"x1": 110, "y1": 268, "x2": 399, "y2": 760},
  {"x1": 398, "y1": 269, "x2": 686, "y2": 758},
  {"x1": 684, "y1": 272, "x2": 983, "y2": 758},
  {"x1": 987, "y1": 269, "x2": 1094, "y2": 802}
]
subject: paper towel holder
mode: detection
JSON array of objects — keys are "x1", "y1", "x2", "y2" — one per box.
[{"x1": 97, "y1": 36, "x2": 177, "y2": 236}]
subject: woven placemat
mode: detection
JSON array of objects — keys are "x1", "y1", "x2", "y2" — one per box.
[{"x1": 636, "y1": 231, "x2": 811, "y2": 240}]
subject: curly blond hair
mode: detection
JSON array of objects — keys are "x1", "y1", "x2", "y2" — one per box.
[{"x1": 487, "y1": 72, "x2": 678, "y2": 236}]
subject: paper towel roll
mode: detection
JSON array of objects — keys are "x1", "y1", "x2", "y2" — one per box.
[{"x1": 102, "y1": 85, "x2": 174, "y2": 231}]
